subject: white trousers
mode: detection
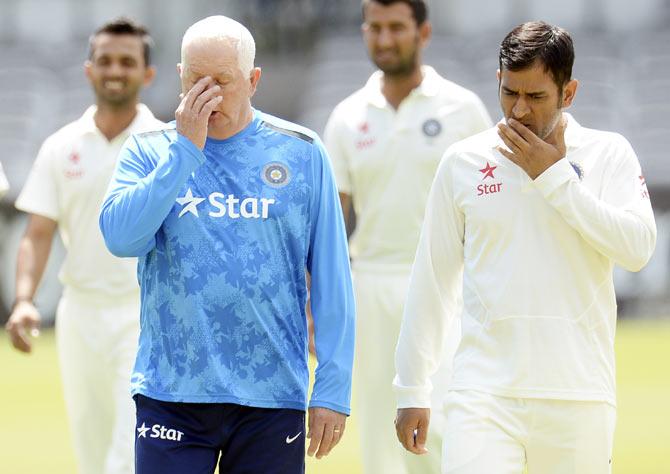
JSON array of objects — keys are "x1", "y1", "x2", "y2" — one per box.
[
  {"x1": 442, "y1": 390, "x2": 616, "y2": 474},
  {"x1": 55, "y1": 287, "x2": 140, "y2": 474},
  {"x1": 353, "y1": 267, "x2": 461, "y2": 474}
]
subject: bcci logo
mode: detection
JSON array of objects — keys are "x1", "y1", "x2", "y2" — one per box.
[
  {"x1": 422, "y1": 119, "x2": 442, "y2": 137},
  {"x1": 262, "y1": 162, "x2": 290, "y2": 188}
]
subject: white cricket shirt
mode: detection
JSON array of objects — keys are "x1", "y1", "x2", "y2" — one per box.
[
  {"x1": 0, "y1": 161, "x2": 8, "y2": 197},
  {"x1": 16, "y1": 104, "x2": 164, "y2": 297},
  {"x1": 325, "y1": 66, "x2": 492, "y2": 268},
  {"x1": 394, "y1": 114, "x2": 656, "y2": 407}
]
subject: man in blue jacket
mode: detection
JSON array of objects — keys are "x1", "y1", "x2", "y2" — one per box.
[{"x1": 99, "y1": 15, "x2": 355, "y2": 474}]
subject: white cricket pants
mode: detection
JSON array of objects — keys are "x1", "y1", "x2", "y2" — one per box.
[
  {"x1": 442, "y1": 390, "x2": 616, "y2": 474},
  {"x1": 353, "y1": 265, "x2": 461, "y2": 474},
  {"x1": 55, "y1": 286, "x2": 140, "y2": 474}
]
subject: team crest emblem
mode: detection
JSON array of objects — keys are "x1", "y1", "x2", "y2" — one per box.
[
  {"x1": 422, "y1": 119, "x2": 442, "y2": 137},
  {"x1": 570, "y1": 161, "x2": 584, "y2": 181},
  {"x1": 262, "y1": 162, "x2": 290, "y2": 187}
]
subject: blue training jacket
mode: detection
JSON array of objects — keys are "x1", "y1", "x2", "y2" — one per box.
[{"x1": 99, "y1": 110, "x2": 355, "y2": 414}]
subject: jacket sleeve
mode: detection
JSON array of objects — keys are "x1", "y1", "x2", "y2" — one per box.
[
  {"x1": 307, "y1": 137, "x2": 356, "y2": 415},
  {"x1": 99, "y1": 133, "x2": 205, "y2": 257},
  {"x1": 533, "y1": 135, "x2": 656, "y2": 272},
  {"x1": 393, "y1": 153, "x2": 465, "y2": 408}
]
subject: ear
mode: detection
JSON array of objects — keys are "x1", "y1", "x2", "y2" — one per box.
[
  {"x1": 418, "y1": 20, "x2": 432, "y2": 47},
  {"x1": 177, "y1": 63, "x2": 183, "y2": 77},
  {"x1": 143, "y1": 66, "x2": 156, "y2": 87},
  {"x1": 561, "y1": 79, "x2": 578, "y2": 108},
  {"x1": 249, "y1": 67, "x2": 262, "y2": 97},
  {"x1": 84, "y1": 61, "x2": 93, "y2": 83}
]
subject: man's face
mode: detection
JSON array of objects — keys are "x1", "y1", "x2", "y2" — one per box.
[
  {"x1": 498, "y1": 61, "x2": 576, "y2": 139},
  {"x1": 362, "y1": 2, "x2": 429, "y2": 77},
  {"x1": 179, "y1": 40, "x2": 259, "y2": 129},
  {"x1": 86, "y1": 33, "x2": 152, "y2": 107}
]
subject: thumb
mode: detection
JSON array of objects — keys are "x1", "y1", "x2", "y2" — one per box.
[{"x1": 415, "y1": 418, "x2": 430, "y2": 452}]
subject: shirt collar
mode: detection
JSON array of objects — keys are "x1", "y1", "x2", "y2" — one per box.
[
  {"x1": 563, "y1": 113, "x2": 583, "y2": 150},
  {"x1": 77, "y1": 103, "x2": 156, "y2": 139},
  {"x1": 363, "y1": 65, "x2": 441, "y2": 108}
]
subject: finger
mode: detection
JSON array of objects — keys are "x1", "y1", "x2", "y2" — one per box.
[
  {"x1": 496, "y1": 145, "x2": 519, "y2": 165},
  {"x1": 200, "y1": 96, "x2": 223, "y2": 119},
  {"x1": 508, "y1": 118, "x2": 540, "y2": 144},
  {"x1": 7, "y1": 322, "x2": 32, "y2": 353},
  {"x1": 498, "y1": 123, "x2": 528, "y2": 151},
  {"x1": 192, "y1": 84, "x2": 221, "y2": 115},
  {"x1": 415, "y1": 420, "x2": 430, "y2": 453},
  {"x1": 183, "y1": 76, "x2": 212, "y2": 110},
  {"x1": 307, "y1": 420, "x2": 325, "y2": 457},
  {"x1": 330, "y1": 424, "x2": 345, "y2": 449},
  {"x1": 497, "y1": 128, "x2": 522, "y2": 155},
  {"x1": 315, "y1": 425, "x2": 334, "y2": 458}
]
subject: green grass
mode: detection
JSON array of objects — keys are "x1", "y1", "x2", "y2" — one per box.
[{"x1": 1, "y1": 319, "x2": 668, "y2": 473}]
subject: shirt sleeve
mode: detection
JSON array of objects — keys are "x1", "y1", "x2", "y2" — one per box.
[
  {"x1": 306, "y1": 137, "x2": 356, "y2": 415},
  {"x1": 99, "y1": 133, "x2": 205, "y2": 257},
  {"x1": 393, "y1": 152, "x2": 465, "y2": 408},
  {"x1": 533, "y1": 135, "x2": 656, "y2": 272},
  {"x1": 15, "y1": 140, "x2": 60, "y2": 220},
  {"x1": 0, "y1": 161, "x2": 9, "y2": 198},
  {"x1": 323, "y1": 106, "x2": 353, "y2": 195}
]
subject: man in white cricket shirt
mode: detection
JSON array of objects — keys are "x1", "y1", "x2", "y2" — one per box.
[
  {"x1": 394, "y1": 21, "x2": 656, "y2": 474},
  {"x1": 0, "y1": 161, "x2": 8, "y2": 197},
  {"x1": 4, "y1": 18, "x2": 163, "y2": 474},
  {"x1": 324, "y1": 1, "x2": 491, "y2": 472}
]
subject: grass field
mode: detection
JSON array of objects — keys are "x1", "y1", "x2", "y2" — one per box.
[{"x1": 1, "y1": 319, "x2": 669, "y2": 473}]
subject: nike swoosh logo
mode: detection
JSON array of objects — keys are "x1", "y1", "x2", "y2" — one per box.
[{"x1": 285, "y1": 432, "x2": 302, "y2": 444}]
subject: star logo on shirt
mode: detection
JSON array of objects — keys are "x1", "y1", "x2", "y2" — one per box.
[
  {"x1": 137, "y1": 422, "x2": 150, "y2": 439},
  {"x1": 479, "y1": 162, "x2": 497, "y2": 180},
  {"x1": 176, "y1": 188, "x2": 205, "y2": 218}
]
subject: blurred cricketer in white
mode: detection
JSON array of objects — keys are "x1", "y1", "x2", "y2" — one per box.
[
  {"x1": 324, "y1": 1, "x2": 491, "y2": 472},
  {"x1": 0, "y1": 161, "x2": 8, "y2": 197},
  {"x1": 394, "y1": 21, "x2": 656, "y2": 474},
  {"x1": 5, "y1": 18, "x2": 163, "y2": 474}
]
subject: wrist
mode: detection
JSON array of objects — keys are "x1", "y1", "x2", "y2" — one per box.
[{"x1": 12, "y1": 297, "x2": 34, "y2": 310}]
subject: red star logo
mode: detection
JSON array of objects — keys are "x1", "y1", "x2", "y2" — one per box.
[
  {"x1": 479, "y1": 162, "x2": 497, "y2": 180},
  {"x1": 358, "y1": 122, "x2": 369, "y2": 134},
  {"x1": 69, "y1": 152, "x2": 80, "y2": 164},
  {"x1": 639, "y1": 175, "x2": 646, "y2": 186}
]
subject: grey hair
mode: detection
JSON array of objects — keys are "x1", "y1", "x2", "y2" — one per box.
[{"x1": 181, "y1": 15, "x2": 255, "y2": 75}]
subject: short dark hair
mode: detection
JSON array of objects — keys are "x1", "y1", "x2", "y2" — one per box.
[
  {"x1": 499, "y1": 21, "x2": 574, "y2": 89},
  {"x1": 362, "y1": 0, "x2": 428, "y2": 25},
  {"x1": 88, "y1": 17, "x2": 153, "y2": 66}
]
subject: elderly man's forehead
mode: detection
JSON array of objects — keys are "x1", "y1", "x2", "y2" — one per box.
[{"x1": 184, "y1": 36, "x2": 238, "y2": 58}]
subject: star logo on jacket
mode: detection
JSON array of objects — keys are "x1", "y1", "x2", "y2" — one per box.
[
  {"x1": 137, "y1": 422, "x2": 150, "y2": 439},
  {"x1": 69, "y1": 152, "x2": 80, "y2": 164},
  {"x1": 176, "y1": 188, "x2": 206, "y2": 217},
  {"x1": 477, "y1": 162, "x2": 503, "y2": 196},
  {"x1": 479, "y1": 162, "x2": 497, "y2": 180},
  {"x1": 358, "y1": 122, "x2": 369, "y2": 134}
]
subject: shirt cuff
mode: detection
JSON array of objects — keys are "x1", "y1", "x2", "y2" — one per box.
[
  {"x1": 533, "y1": 158, "x2": 578, "y2": 198},
  {"x1": 175, "y1": 133, "x2": 206, "y2": 166},
  {"x1": 393, "y1": 376, "x2": 432, "y2": 409}
]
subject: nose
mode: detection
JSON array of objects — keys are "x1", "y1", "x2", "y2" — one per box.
[
  {"x1": 511, "y1": 97, "x2": 529, "y2": 119},
  {"x1": 106, "y1": 61, "x2": 125, "y2": 77},
  {"x1": 377, "y1": 27, "x2": 393, "y2": 48}
]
